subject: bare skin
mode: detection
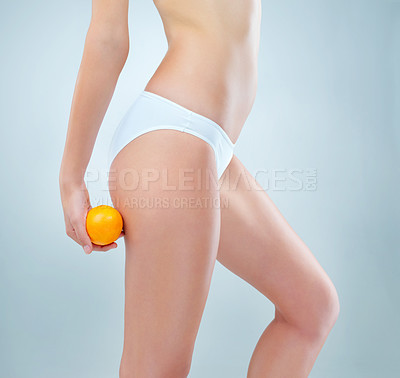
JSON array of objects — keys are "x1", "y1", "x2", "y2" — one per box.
[
  {"x1": 147, "y1": 0, "x2": 261, "y2": 141},
  {"x1": 60, "y1": 0, "x2": 340, "y2": 377}
]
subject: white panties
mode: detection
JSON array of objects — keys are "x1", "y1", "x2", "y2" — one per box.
[{"x1": 108, "y1": 90, "x2": 236, "y2": 179}]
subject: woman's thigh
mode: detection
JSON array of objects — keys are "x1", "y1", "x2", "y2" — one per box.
[
  {"x1": 109, "y1": 130, "x2": 221, "y2": 376},
  {"x1": 217, "y1": 155, "x2": 339, "y2": 334}
]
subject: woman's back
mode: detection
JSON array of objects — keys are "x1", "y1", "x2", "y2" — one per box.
[{"x1": 146, "y1": 0, "x2": 262, "y2": 141}]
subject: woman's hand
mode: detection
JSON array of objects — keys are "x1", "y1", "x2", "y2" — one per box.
[{"x1": 60, "y1": 181, "x2": 120, "y2": 254}]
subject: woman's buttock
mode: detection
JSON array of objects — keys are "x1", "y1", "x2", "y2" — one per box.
[{"x1": 146, "y1": 0, "x2": 262, "y2": 143}]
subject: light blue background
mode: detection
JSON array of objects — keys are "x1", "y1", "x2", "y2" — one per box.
[{"x1": 1, "y1": 1, "x2": 399, "y2": 377}]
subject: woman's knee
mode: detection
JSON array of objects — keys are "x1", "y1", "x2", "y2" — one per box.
[
  {"x1": 277, "y1": 273, "x2": 340, "y2": 343},
  {"x1": 306, "y1": 279, "x2": 339, "y2": 341}
]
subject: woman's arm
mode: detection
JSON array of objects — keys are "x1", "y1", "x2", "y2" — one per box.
[
  {"x1": 59, "y1": 0, "x2": 129, "y2": 254},
  {"x1": 60, "y1": 0, "x2": 129, "y2": 184}
]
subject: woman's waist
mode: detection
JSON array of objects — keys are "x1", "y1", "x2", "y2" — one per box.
[{"x1": 145, "y1": 41, "x2": 258, "y2": 141}]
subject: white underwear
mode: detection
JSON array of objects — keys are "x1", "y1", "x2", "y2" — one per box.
[{"x1": 108, "y1": 90, "x2": 236, "y2": 179}]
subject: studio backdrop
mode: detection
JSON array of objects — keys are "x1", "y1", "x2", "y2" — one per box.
[{"x1": 0, "y1": 1, "x2": 399, "y2": 377}]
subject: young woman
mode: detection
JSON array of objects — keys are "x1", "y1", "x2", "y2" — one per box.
[{"x1": 59, "y1": 0, "x2": 339, "y2": 377}]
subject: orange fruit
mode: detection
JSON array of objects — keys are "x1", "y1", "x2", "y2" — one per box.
[{"x1": 86, "y1": 205, "x2": 123, "y2": 246}]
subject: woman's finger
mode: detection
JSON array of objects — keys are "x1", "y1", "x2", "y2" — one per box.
[
  {"x1": 71, "y1": 218, "x2": 93, "y2": 254},
  {"x1": 66, "y1": 219, "x2": 81, "y2": 245}
]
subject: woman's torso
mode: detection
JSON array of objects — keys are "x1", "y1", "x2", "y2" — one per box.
[{"x1": 145, "y1": 0, "x2": 261, "y2": 143}]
